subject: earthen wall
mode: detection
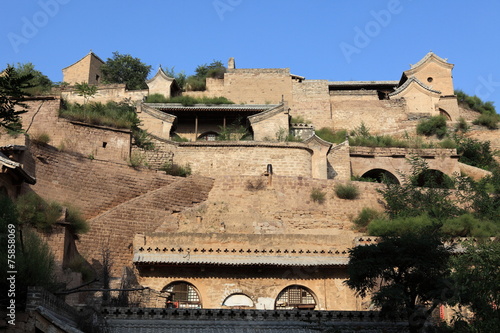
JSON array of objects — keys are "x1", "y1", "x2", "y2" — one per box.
[
  {"x1": 173, "y1": 143, "x2": 312, "y2": 178},
  {"x1": 25, "y1": 144, "x2": 176, "y2": 219},
  {"x1": 19, "y1": 98, "x2": 131, "y2": 161}
]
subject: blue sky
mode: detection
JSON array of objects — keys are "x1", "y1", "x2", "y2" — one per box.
[{"x1": 2, "y1": 0, "x2": 500, "y2": 109}]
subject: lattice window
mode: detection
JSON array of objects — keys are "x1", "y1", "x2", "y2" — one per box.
[
  {"x1": 275, "y1": 285, "x2": 316, "y2": 310},
  {"x1": 164, "y1": 282, "x2": 202, "y2": 309}
]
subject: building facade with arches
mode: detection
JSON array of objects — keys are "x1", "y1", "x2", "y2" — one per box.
[{"x1": 133, "y1": 233, "x2": 359, "y2": 311}]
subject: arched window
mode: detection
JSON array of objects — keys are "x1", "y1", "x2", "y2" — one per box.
[
  {"x1": 275, "y1": 285, "x2": 317, "y2": 310},
  {"x1": 163, "y1": 281, "x2": 202, "y2": 309},
  {"x1": 222, "y1": 293, "x2": 254, "y2": 308}
]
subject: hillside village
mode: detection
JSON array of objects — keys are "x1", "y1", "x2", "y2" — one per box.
[{"x1": 0, "y1": 51, "x2": 499, "y2": 332}]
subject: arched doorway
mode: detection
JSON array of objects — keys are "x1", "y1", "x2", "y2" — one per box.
[
  {"x1": 162, "y1": 281, "x2": 202, "y2": 309},
  {"x1": 360, "y1": 169, "x2": 399, "y2": 184},
  {"x1": 275, "y1": 285, "x2": 317, "y2": 310},
  {"x1": 439, "y1": 108, "x2": 452, "y2": 121}
]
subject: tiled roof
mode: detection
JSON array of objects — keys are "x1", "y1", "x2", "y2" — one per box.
[
  {"x1": 389, "y1": 76, "x2": 441, "y2": 97},
  {"x1": 133, "y1": 252, "x2": 349, "y2": 266},
  {"x1": 329, "y1": 80, "x2": 399, "y2": 86},
  {"x1": 0, "y1": 151, "x2": 36, "y2": 184},
  {"x1": 410, "y1": 51, "x2": 449, "y2": 69},
  {"x1": 248, "y1": 104, "x2": 285, "y2": 123},
  {"x1": 145, "y1": 103, "x2": 279, "y2": 112}
]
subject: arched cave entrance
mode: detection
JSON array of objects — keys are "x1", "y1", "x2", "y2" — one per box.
[
  {"x1": 414, "y1": 169, "x2": 454, "y2": 189},
  {"x1": 360, "y1": 169, "x2": 400, "y2": 184}
]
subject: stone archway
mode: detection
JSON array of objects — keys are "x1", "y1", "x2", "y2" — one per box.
[
  {"x1": 414, "y1": 169, "x2": 454, "y2": 188},
  {"x1": 361, "y1": 168, "x2": 400, "y2": 184}
]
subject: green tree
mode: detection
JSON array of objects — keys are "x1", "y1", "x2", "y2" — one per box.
[
  {"x1": 161, "y1": 66, "x2": 186, "y2": 91},
  {"x1": 101, "y1": 51, "x2": 151, "y2": 90},
  {"x1": 372, "y1": 157, "x2": 499, "y2": 237},
  {"x1": 0, "y1": 195, "x2": 57, "y2": 308},
  {"x1": 449, "y1": 241, "x2": 500, "y2": 332},
  {"x1": 9, "y1": 62, "x2": 52, "y2": 95},
  {"x1": 345, "y1": 232, "x2": 452, "y2": 333},
  {"x1": 0, "y1": 66, "x2": 32, "y2": 130},
  {"x1": 74, "y1": 82, "x2": 98, "y2": 104},
  {"x1": 185, "y1": 60, "x2": 226, "y2": 91}
]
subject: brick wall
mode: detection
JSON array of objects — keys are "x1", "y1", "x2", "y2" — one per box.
[
  {"x1": 61, "y1": 84, "x2": 148, "y2": 104},
  {"x1": 173, "y1": 142, "x2": 313, "y2": 178},
  {"x1": 19, "y1": 98, "x2": 131, "y2": 162},
  {"x1": 25, "y1": 144, "x2": 176, "y2": 219},
  {"x1": 79, "y1": 175, "x2": 214, "y2": 275},
  {"x1": 222, "y1": 68, "x2": 293, "y2": 104},
  {"x1": 174, "y1": 175, "x2": 385, "y2": 236}
]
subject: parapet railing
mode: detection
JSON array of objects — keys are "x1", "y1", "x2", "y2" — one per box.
[
  {"x1": 97, "y1": 307, "x2": 407, "y2": 323},
  {"x1": 26, "y1": 286, "x2": 80, "y2": 320}
]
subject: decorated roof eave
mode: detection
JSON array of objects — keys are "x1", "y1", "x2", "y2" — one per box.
[
  {"x1": 303, "y1": 134, "x2": 333, "y2": 154},
  {"x1": 62, "y1": 51, "x2": 105, "y2": 71},
  {"x1": 389, "y1": 76, "x2": 441, "y2": 97},
  {"x1": 247, "y1": 103, "x2": 285, "y2": 124},
  {"x1": 146, "y1": 67, "x2": 175, "y2": 85},
  {"x1": 141, "y1": 103, "x2": 177, "y2": 123},
  {"x1": 0, "y1": 152, "x2": 36, "y2": 184},
  {"x1": 290, "y1": 73, "x2": 305, "y2": 80},
  {"x1": 404, "y1": 52, "x2": 454, "y2": 77}
]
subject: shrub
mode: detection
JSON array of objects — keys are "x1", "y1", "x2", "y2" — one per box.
[
  {"x1": 455, "y1": 117, "x2": 470, "y2": 133},
  {"x1": 367, "y1": 214, "x2": 436, "y2": 236},
  {"x1": 246, "y1": 178, "x2": 266, "y2": 191},
  {"x1": 132, "y1": 128, "x2": 155, "y2": 150},
  {"x1": 145, "y1": 93, "x2": 168, "y2": 103},
  {"x1": 185, "y1": 76, "x2": 206, "y2": 91},
  {"x1": 67, "y1": 255, "x2": 94, "y2": 282},
  {"x1": 456, "y1": 90, "x2": 496, "y2": 115},
  {"x1": 31, "y1": 132, "x2": 51, "y2": 145},
  {"x1": 441, "y1": 214, "x2": 500, "y2": 237},
  {"x1": 454, "y1": 135, "x2": 499, "y2": 171},
  {"x1": 59, "y1": 100, "x2": 139, "y2": 129},
  {"x1": 310, "y1": 188, "x2": 326, "y2": 204},
  {"x1": 16, "y1": 192, "x2": 62, "y2": 232},
  {"x1": 438, "y1": 138, "x2": 457, "y2": 149},
  {"x1": 171, "y1": 134, "x2": 189, "y2": 142},
  {"x1": 416, "y1": 115, "x2": 448, "y2": 138},
  {"x1": 351, "y1": 175, "x2": 378, "y2": 183},
  {"x1": 334, "y1": 183, "x2": 360, "y2": 200},
  {"x1": 315, "y1": 127, "x2": 347, "y2": 144},
  {"x1": 290, "y1": 116, "x2": 311, "y2": 124},
  {"x1": 65, "y1": 205, "x2": 89, "y2": 235},
  {"x1": 473, "y1": 113, "x2": 500, "y2": 129},
  {"x1": 128, "y1": 151, "x2": 144, "y2": 168},
  {"x1": 352, "y1": 208, "x2": 384, "y2": 232},
  {"x1": 160, "y1": 162, "x2": 191, "y2": 177}
]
